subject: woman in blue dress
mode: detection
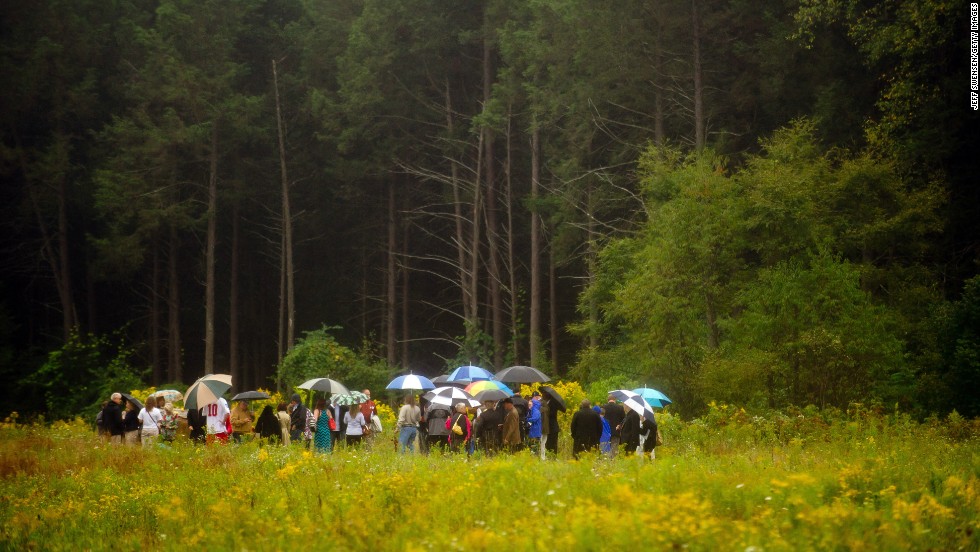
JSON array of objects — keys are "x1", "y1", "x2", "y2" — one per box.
[{"x1": 313, "y1": 398, "x2": 333, "y2": 453}]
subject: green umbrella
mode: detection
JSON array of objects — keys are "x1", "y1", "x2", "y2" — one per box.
[{"x1": 331, "y1": 391, "x2": 368, "y2": 406}]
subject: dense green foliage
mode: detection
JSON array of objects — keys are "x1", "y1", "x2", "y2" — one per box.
[
  {"x1": 276, "y1": 326, "x2": 393, "y2": 393},
  {"x1": 1, "y1": 0, "x2": 977, "y2": 419}
]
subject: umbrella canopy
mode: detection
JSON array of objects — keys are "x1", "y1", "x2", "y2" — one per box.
[
  {"x1": 494, "y1": 365, "x2": 551, "y2": 384},
  {"x1": 184, "y1": 374, "x2": 233, "y2": 411},
  {"x1": 464, "y1": 380, "x2": 514, "y2": 396},
  {"x1": 432, "y1": 374, "x2": 467, "y2": 388},
  {"x1": 120, "y1": 393, "x2": 143, "y2": 410},
  {"x1": 540, "y1": 386, "x2": 567, "y2": 412},
  {"x1": 386, "y1": 373, "x2": 436, "y2": 391},
  {"x1": 474, "y1": 389, "x2": 510, "y2": 403},
  {"x1": 298, "y1": 377, "x2": 350, "y2": 395},
  {"x1": 231, "y1": 390, "x2": 271, "y2": 401},
  {"x1": 446, "y1": 365, "x2": 494, "y2": 383},
  {"x1": 609, "y1": 389, "x2": 657, "y2": 423},
  {"x1": 147, "y1": 389, "x2": 183, "y2": 404},
  {"x1": 331, "y1": 391, "x2": 369, "y2": 406},
  {"x1": 632, "y1": 387, "x2": 672, "y2": 408},
  {"x1": 423, "y1": 386, "x2": 480, "y2": 409}
]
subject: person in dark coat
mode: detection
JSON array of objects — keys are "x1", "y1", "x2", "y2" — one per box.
[
  {"x1": 426, "y1": 406, "x2": 451, "y2": 453},
  {"x1": 544, "y1": 396, "x2": 560, "y2": 455},
  {"x1": 641, "y1": 415, "x2": 659, "y2": 459},
  {"x1": 604, "y1": 395, "x2": 625, "y2": 457},
  {"x1": 570, "y1": 399, "x2": 603, "y2": 458},
  {"x1": 187, "y1": 407, "x2": 206, "y2": 443},
  {"x1": 104, "y1": 393, "x2": 124, "y2": 444},
  {"x1": 254, "y1": 405, "x2": 281, "y2": 443},
  {"x1": 620, "y1": 409, "x2": 641, "y2": 455},
  {"x1": 475, "y1": 401, "x2": 502, "y2": 456},
  {"x1": 288, "y1": 393, "x2": 309, "y2": 444}
]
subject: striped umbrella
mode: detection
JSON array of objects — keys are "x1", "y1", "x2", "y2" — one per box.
[
  {"x1": 423, "y1": 386, "x2": 480, "y2": 409},
  {"x1": 609, "y1": 389, "x2": 657, "y2": 423},
  {"x1": 147, "y1": 389, "x2": 184, "y2": 404},
  {"x1": 446, "y1": 365, "x2": 494, "y2": 383},
  {"x1": 185, "y1": 374, "x2": 233, "y2": 411},
  {"x1": 298, "y1": 377, "x2": 350, "y2": 395},
  {"x1": 386, "y1": 373, "x2": 436, "y2": 391}
]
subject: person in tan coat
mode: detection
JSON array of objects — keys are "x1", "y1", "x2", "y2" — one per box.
[
  {"x1": 501, "y1": 398, "x2": 521, "y2": 452},
  {"x1": 230, "y1": 401, "x2": 254, "y2": 443}
]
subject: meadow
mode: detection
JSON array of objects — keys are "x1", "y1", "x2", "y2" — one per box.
[{"x1": 1, "y1": 405, "x2": 978, "y2": 551}]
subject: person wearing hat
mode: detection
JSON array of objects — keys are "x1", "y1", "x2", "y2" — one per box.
[{"x1": 500, "y1": 398, "x2": 521, "y2": 452}]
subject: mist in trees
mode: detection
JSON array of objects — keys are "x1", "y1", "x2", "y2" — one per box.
[{"x1": 1, "y1": 0, "x2": 976, "y2": 418}]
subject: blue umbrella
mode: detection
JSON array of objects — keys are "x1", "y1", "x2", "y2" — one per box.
[
  {"x1": 633, "y1": 387, "x2": 672, "y2": 408},
  {"x1": 446, "y1": 365, "x2": 494, "y2": 383},
  {"x1": 386, "y1": 373, "x2": 436, "y2": 391}
]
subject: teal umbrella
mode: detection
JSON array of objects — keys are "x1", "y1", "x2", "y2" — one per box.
[
  {"x1": 331, "y1": 391, "x2": 369, "y2": 406},
  {"x1": 633, "y1": 387, "x2": 672, "y2": 408}
]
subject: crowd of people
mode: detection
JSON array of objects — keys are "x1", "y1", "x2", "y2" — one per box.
[{"x1": 97, "y1": 389, "x2": 660, "y2": 459}]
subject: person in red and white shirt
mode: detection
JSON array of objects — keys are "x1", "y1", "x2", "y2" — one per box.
[{"x1": 205, "y1": 397, "x2": 230, "y2": 443}]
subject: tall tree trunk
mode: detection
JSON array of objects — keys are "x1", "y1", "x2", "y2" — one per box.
[
  {"x1": 529, "y1": 122, "x2": 542, "y2": 366},
  {"x1": 273, "y1": 58, "x2": 295, "y2": 358},
  {"x1": 401, "y1": 192, "x2": 411, "y2": 369},
  {"x1": 692, "y1": 0, "x2": 705, "y2": 150},
  {"x1": 387, "y1": 181, "x2": 397, "y2": 368},
  {"x1": 204, "y1": 122, "x2": 218, "y2": 375},
  {"x1": 549, "y1": 233, "x2": 559, "y2": 374},
  {"x1": 504, "y1": 107, "x2": 520, "y2": 365},
  {"x1": 654, "y1": 10, "x2": 666, "y2": 147},
  {"x1": 586, "y1": 184, "x2": 598, "y2": 350},
  {"x1": 168, "y1": 223, "x2": 183, "y2": 383},
  {"x1": 229, "y1": 198, "x2": 240, "y2": 389},
  {"x1": 151, "y1": 241, "x2": 162, "y2": 385},
  {"x1": 483, "y1": 26, "x2": 504, "y2": 370},
  {"x1": 470, "y1": 131, "x2": 484, "y2": 334},
  {"x1": 446, "y1": 78, "x2": 472, "y2": 325},
  {"x1": 277, "y1": 229, "x2": 286, "y2": 369}
]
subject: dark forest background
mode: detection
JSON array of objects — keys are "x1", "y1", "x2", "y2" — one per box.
[{"x1": 1, "y1": 0, "x2": 978, "y2": 419}]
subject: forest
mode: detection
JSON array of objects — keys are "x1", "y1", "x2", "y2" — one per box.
[{"x1": 1, "y1": 0, "x2": 978, "y2": 420}]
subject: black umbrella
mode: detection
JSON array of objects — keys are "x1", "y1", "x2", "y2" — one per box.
[
  {"x1": 494, "y1": 365, "x2": 551, "y2": 384},
  {"x1": 474, "y1": 389, "x2": 510, "y2": 403},
  {"x1": 231, "y1": 390, "x2": 271, "y2": 401},
  {"x1": 120, "y1": 393, "x2": 143, "y2": 410},
  {"x1": 540, "y1": 386, "x2": 566, "y2": 412}
]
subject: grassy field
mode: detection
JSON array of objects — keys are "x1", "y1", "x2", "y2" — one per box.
[{"x1": 1, "y1": 405, "x2": 978, "y2": 551}]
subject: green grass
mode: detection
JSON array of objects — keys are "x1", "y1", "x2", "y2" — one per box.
[{"x1": 1, "y1": 407, "x2": 978, "y2": 551}]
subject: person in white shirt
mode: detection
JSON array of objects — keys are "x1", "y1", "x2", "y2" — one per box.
[
  {"x1": 396, "y1": 395, "x2": 422, "y2": 454},
  {"x1": 137, "y1": 402, "x2": 163, "y2": 447},
  {"x1": 344, "y1": 406, "x2": 367, "y2": 447},
  {"x1": 205, "y1": 397, "x2": 231, "y2": 444}
]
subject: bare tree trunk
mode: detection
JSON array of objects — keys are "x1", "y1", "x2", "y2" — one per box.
[
  {"x1": 483, "y1": 29, "x2": 504, "y2": 370},
  {"x1": 654, "y1": 9, "x2": 666, "y2": 147},
  {"x1": 504, "y1": 107, "x2": 520, "y2": 365},
  {"x1": 273, "y1": 58, "x2": 295, "y2": 358},
  {"x1": 446, "y1": 78, "x2": 473, "y2": 326},
  {"x1": 168, "y1": 223, "x2": 183, "y2": 383},
  {"x1": 229, "y1": 198, "x2": 240, "y2": 389},
  {"x1": 204, "y1": 122, "x2": 218, "y2": 375},
  {"x1": 586, "y1": 184, "x2": 598, "y2": 350},
  {"x1": 151, "y1": 241, "x2": 162, "y2": 385},
  {"x1": 692, "y1": 0, "x2": 705, "y2": 150},
  {"x1": 470, "y1": 131, "x2": 484, "y2": 332},
  {"x1": 277, "y1": 229, "x2": 286, "y2": 367},
  {"x1": 549, "y1": 233, "x2": 559, "y2": 374},
  {"x1": 401, "y1": 192, "x2": 411, "y2": 369},
  {"x1": 529, "y1": 121, "x2": 542, "y2": 365},
  {"x1": 387, "y1": 182, "x2": 397, "y2": 368}
]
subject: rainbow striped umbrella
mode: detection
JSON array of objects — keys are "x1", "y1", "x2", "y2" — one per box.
[{"x1": 464, "y1": 379, "x2": 514, "y2": 396}]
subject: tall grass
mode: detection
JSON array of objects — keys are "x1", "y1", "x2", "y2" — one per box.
[{"x1": 1, "y1": 407, "x2": 977, "y2": 551}]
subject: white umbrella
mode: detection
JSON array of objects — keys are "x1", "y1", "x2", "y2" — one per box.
[
  {"x1": 609, "y1": 389, "x2": 657, "y2": 423},
  {"x1": 423, "y1": 386, "x2": 480, "y2": 409}
]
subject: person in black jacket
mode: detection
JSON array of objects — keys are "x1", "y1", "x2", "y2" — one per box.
[
  {"x1": 603, "y1": 395, "x2": 626, "y2": 457},
  {"x1": 641, "y1": 415, "x2": 659, "y2": 460},
  {"x1": 570, "y1": 399, "x2": 603, "y2": 459},
  {"x1": 254, "y1": 405, "x2": 281, "y2": 443},
  {"x1": 104, "y1": 393, "x2": 124, "y2": 444},
  {"x1": 187, "y1": 407, "x2": 206, "y2": 443},
  {"x1": 620, "y1": 409, "x2": 641, "y2": 456}
]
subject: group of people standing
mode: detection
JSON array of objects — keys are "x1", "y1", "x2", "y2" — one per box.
[
  {"x1": 389, "y1": 391, "x2": 659, "y2": 460},
  {"x1": 97, "y1": 392, "x2": 178, "y2": 447},
  {"x1": 97, "y1": 388, "x2": 659, "y2": 460}
]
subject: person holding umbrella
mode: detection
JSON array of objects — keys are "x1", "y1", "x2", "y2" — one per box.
[
  {"x1": 206, "y1": 397, "x2": 231, "y2": 444},
  {"x1": 620, "y1": 408, "x2": 641, "y2": 456},
  {"x1": 604, "y1": 394, "x2": 626, "y2": 457},
  {"x1": 527, "y1": 392, "x2": 542, "y2": 456},
  {"x1": 313, "y1": 398, "x2": 333, "y2": 453},
  {"x1": 230, "y1": 401, "x2": 254, "y2": 443},
  {"x1": 344, "y1": 401, "x2": 368, "y2": 447},
  {"x1": 288, "y1": 394, "x2": 310, "y2": 447}
]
